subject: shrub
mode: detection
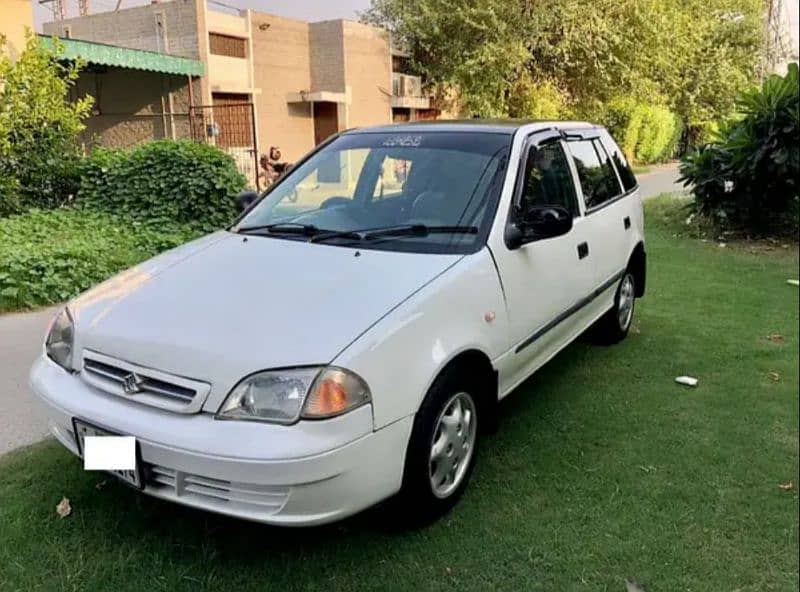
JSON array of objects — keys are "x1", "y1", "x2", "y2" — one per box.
[
  {"x1": 0, "y1": 175, "x2": 21, "y2": 217},
  {"x1": 77, "y1": 140, "x2": 247, "y2": 232},
  {"x1": 602, "y1": 99, "x2": 682, "y2": 165},
  {"x1": 680, "y1": 63, "x2": 799, "y2": 235},
  {"x1": 0, "y1": 34, "x2": 92, "y2": 215},
  {"x1": 0, "y1": 208, "x2": 201, "y2": 311}
]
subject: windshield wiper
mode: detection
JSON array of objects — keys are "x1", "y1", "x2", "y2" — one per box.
[
  {"x1": 237, "y1": 222, "x2": 320, "y2": 236},
  {"x1": 308, "y1": 229, "x2": 364, "y2": 243},
  {"x1": 310, "y1": 224, "x2": 478, "y2": 244},
  {"x1": 364, "y1": 224, "x2": 478, "y2": 240}
]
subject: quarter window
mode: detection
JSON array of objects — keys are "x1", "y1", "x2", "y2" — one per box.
[
  {"x1": 518, "y1": 141, "x2": 579, "y2": 218},
  {"x1": 567, "y1": 139, "x2": 623, "y2": 209},
  {"x1": 599, "y1": 131, "x2": 638, "y2": 192}
]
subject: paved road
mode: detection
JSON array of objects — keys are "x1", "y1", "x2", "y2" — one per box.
[
  {"x1": 637, "y1": 163, "x2": 686, "y2": 199},
  {"x1": 0, "y1": 164, "x2": 685, "y2": 457},
  {"x1": 0, "y1": 307, "x2": 58, "y2": 455}
]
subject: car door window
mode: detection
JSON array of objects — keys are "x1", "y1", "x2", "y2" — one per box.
[
  {"x1": 517, "y1": 141, "x2": 579, "y2": 218},
  {"x1": 566, "y1": 139, "x2": 623, "y2": 209}
]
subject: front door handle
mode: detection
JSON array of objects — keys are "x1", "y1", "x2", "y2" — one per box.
[
  {"x1": 577, "y1": 242, "x2": 589, "y2": 260},
  {"x1": 624, "y1": 216, "x2": 631, "y2": 230}
]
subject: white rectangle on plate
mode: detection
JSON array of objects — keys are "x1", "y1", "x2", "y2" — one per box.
[{"x1": 83, "y1": 436, "x2": 136, "y2": 471}]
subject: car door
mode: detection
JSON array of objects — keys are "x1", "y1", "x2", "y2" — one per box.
[
  {"x1": 563, "y1": 131, "x2": 636, "y2": 303},
  {"x1": 489, "y1": 131, "x2": 598, "y2": 393}
]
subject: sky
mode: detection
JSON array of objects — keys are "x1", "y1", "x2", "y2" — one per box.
[{"x1": 34, "y1": 0, "x2": 372, "y2": 31}]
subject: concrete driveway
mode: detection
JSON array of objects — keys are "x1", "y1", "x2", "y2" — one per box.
[
  {"x1": 0, "y1": 306, "x2": 58, "y2": 455},
  {"x1": 0, "y1": 163, "x2": 686, "y2": 457}
]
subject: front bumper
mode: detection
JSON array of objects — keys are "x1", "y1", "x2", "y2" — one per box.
[{"x1": 30, "y1": 356, "x2": 413, "y2": 526}]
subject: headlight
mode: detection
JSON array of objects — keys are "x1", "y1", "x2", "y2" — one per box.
[
  {"x1": 45, "y1": 308, "x2": 74, "y2": 370},
  {"x1": 216, "y1": 366, "x2": 371, "y2": 424}
]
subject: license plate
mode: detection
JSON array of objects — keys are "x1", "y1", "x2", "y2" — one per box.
[{"x1": 72, "y1": 419, "x2": 143, "y2": 489}]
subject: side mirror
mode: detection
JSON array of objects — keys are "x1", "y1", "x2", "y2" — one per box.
[
  {"x1": 237, "y1": 190, "x2": 259, "y2": 212},
  {"x1": 505, "y1": 206, "x2": 573, "y2": 249}
]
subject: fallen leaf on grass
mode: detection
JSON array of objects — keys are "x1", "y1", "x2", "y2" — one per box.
[
  {"x1": 56, "y1": 497, "x2": 71, "y2": 518},
  {"x1": 626, "y1": 579, "x2": 647, "y2": 592},
  {"x1": 766, "y1": 333, "x2": 785, "y2": 344},
  {"x1": 767, "y1": 372, "x2": 780, "y2": 383},
  {"x1": 95, "y1": 480, "x2": 108, "y2": 490},
  {"x1": 778, "y1": 481, "x2": 794, "y2": 491}
]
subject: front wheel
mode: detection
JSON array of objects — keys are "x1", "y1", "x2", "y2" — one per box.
[
  {"x1": 591, "y1": 271, "x2": 636, "y2": 345},
  {"x1": 394, "y1": 369, "x2": 480, "y2": 523}
]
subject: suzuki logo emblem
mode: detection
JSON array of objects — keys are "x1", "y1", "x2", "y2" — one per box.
[{"x1": 122, "y1": 373, "x2": 144, "y2": 395}]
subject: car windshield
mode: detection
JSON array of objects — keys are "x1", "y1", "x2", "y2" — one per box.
[{"x1": 234, "y1": 131, "x2": 512, "y2": 254}]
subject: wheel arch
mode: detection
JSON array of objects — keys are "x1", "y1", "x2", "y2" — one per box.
[
  {"x1": 628, "y1": 241, "x2": 646, "y2": 297},
  {"x1": 426, "y1": 348, "x2": 499, "y2": 434}
]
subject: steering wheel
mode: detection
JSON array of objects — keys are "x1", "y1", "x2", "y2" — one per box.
[{"x1": 320, "y1": 197, "x2": 351, "y2": 209}]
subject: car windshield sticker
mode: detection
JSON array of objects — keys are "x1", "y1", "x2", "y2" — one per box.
[{"x1": 382, "y1": 135, "x2": 423, "y2": 147}]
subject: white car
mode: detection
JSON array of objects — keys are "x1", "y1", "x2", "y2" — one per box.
[{"x1": 30, "y1": 121, "x2": 646, "y2": 526}]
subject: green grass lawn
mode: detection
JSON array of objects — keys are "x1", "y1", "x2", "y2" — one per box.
[{"x1": 1, "y1": 197, "x2": 798, "y2": 591}]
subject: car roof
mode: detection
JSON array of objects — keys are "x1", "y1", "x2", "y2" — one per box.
[{"x1": 343, "y1": 119, "x2": 598, "y2": 136}]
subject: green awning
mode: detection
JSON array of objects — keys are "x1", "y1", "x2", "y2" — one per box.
[{"x1": 39, "y1": 35, "x2": 204, "y2": 77}]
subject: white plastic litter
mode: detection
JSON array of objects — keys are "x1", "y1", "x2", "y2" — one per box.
[
  {"x1": 675, "y1": 376, "x2": 698, "y2": 387},
  {"x1": 787, "y1": 279, "x2": 799, "y2": 287}
]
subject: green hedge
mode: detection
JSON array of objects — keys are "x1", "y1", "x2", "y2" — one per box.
[
  {"x1": 0, "y1": 209, "x2": 200, "y2": 312},
  {"x1": 603, "y1": 99, "x2": 683, "y2": 165},
  {"x1": 77, "y1": 140, "x2": 247, "y2": 232}
]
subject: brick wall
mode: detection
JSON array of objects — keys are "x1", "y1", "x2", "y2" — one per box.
[
  {"x1": 309, "y1": 21, "x2": 345, "y2": 93},
  {"x1": 71, "y1": 67, "x2": 192, "y2": 149},
  {"x1": 42, "y1": 0, "x2": 201, "y2": 59}
]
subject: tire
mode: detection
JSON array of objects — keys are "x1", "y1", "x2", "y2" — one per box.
[
  {"x1": 591, "y1": 271, "x2": 636, "y2": 345},
  {"x1": 395, "y1": 367, "x2": 480, "y2": 524}
]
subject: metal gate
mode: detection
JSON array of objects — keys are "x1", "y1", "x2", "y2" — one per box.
[{"x1": 190, "y1": 102, "x2": 260, "y2": 190}]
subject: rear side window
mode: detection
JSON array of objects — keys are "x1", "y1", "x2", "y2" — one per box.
[
  {"x1": 518, "y1": 141, "x2": 579, "y2": 217},
  {"x1": 600, "y1": 130, "x2": 638, "y2": 191},
  {"x1": 566, "y1": 139, "x2": 623, "y2": 209}
]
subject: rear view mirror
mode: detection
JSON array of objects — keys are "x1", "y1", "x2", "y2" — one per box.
[
  {"x1": 506, "y1": 206, "x2": 573, "y2": 249},
  {"x1": 237, "y1": 190, "x2": 259, "y2": 212}
]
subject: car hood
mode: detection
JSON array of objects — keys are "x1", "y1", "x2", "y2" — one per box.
[{"x1": 70, "y1": 231, "x2": 462, "y2": 412}]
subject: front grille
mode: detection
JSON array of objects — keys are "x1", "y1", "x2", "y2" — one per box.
[
  {"x1": 80, "y1": 350, "x2": 211, "y2": 414},
  {"x1": 145, "y1": 464, "x2": 290, "y2": 516},
  {"x1": 84, "y1": 359, "x2": 195, "y2": 402}
]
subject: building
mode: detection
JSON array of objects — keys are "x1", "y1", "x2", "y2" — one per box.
[
  {"x1": 42, "y1": 0, "x2": 438, "y2": 185},
  {"x1": 767, "y1": 0, "x2": 799, "y2": 74},
  {"x1": 1, "y1": 0, "x2": 34, "y2": 61}
]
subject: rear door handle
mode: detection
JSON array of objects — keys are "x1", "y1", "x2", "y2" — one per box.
[
  {"x1": 624, "y1": 216, "x2": 631, "y2": 230},
  {"x1": 577, "y1": 242, "x2": 589, "y2": 259}
]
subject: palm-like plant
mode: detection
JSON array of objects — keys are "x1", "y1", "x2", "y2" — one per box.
[{"x1": 680, "y1": 63, "x2": 799, "y2": 235}]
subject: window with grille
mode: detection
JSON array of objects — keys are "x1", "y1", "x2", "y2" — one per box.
[{"x1": 209, "y1": 33, "x2": 246, "y2": 58}]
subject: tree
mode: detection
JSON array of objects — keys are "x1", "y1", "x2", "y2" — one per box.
[
  {"x1": 364, "y1": 0, "x2": 765, "y2": 141},
  {"x1": 363, "y1": 0, "x2": 529, "y2": 116},
  {"x1": 0, "y1": 32, "x2": 93, "y2": 215}
]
